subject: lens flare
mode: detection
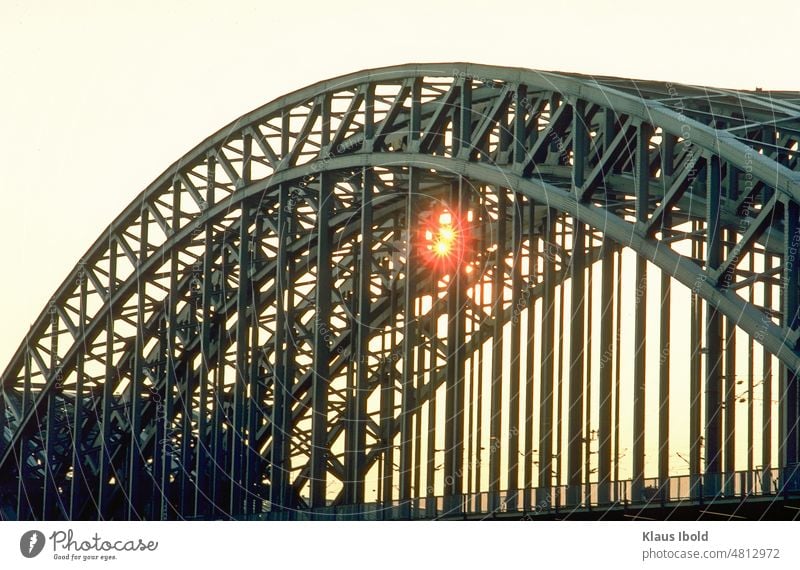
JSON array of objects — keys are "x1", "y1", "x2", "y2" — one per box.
[
  {"x1": 417, "y1": 208, "x2": 474, "y2": 273},
  {"x1": 439, "y1": 226, "x2": 455, "y2": 242},
  {"x1": 432, "y1": 224, "x2": 456, "y2": 257}
]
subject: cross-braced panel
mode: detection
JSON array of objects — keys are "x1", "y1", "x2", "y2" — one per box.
[{"x1": 2, "y1": 63, "x2": 799, "y2": 520}]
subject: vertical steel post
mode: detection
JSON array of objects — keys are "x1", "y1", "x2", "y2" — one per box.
[
  {"x1": 69, "y1": 271, "x2": 88, "y2": 518},
  {"x1": 658, "y1": 134, "x2": 674, "y2": 496},
  {"x1": 400, "y1": 167, "x2": 418, "y2": 502},
  {"x1": 450, "y1": 84, "x2": 470, "y2": 507},
  {"x1": 568, "y1": 99, "x2": 587, "y2": 505},
  {"x1": 245, "y1": 207, "x2": 263, "y2": 517},
  {"x1": 568, "y1": 219, "x2": 586, "y2": 506},
  {"x1": 210, "y1": 292, "x2": 225, "y2": 517},
  {"x1": 538, "y1": 209, "x2": 556, "y2": 505},
  {"x1": 489, "y1": 186, "x2": 506, "y2": 511},
  {"x1": 444, "y1": 177, "x2": 466, "y2": 511},
  {"x1": 383, "y1": 212, "x2": 399, "y2": 507},
  {"x1": 43, "y1": 372, "x2": 59, "y2": 519},
  {"x1": 515, "y1": 83, "x2": 532, "y2": 510},
  {"x1": 658, "y1": 271, "x2": 671, "y2": 497},
  {"x1": 598, "y1": 237, "x2": 615, "y2": 504},
  {"x1": 270, "y1": 183, "x2": 292, "y2": 511},
  {"x1": 150, "y1": 315, "x2": 168, "y2": 520},
  {"x1": 705, "y1": 156, "x2": 723, "y2": 486},
  {"x1": 404, "y1": 78, "x2": 422, "y2": 501},
  {"x1": 747, "y1": 253, "x2": 755, "y2": 475},
  {"x1": 241, "y1": 133, "x2": 257, "y2": 516},
  {"x1": 128, "y1": 206, "x2": 149, "y2": 519},
  {"x1": 161, "y1": 246, "x2": 179, "y2": 520},
  {"x1": 347, "y1": 168, "x2": 373, "y2": 505},
  {"x1": 584, "y1": 232, "x2": 594, "y2": 497},
  {"x1": 310, "y1": 171, "x2": 333, "y2": 508},
  {"x1": 409, "y1": 78, "x2": 421, "y2": 153},
  {"x1": 475, "y1": 189, "x2": 487, "y2": 497},
  {"x1": 632, "y1": 123, "x2": 650, "y2": 500},
  {"x1": 506, "y1": 191, "x2": 523, "y2": 504},
  {"x1": 523, "y1": 198, "x2": 537, "y2": 511},
  {"x1": 413, "y1": 325, "x2": 424, "y2": 500},
  {"x1": 782, "y1": 199, "x2": 800, "y2": 478},
  {"x1": 194, "y1": 152, "x2": 216, "y2": 517},
  {"x1": 17, "y1": 361, "x2": 30, "y2": 518},
  {"x1": 170, "y1": 180, "x2": 192, "y2": 518},
  {"x1": 723, "y1": 165, "x2": 739, "y2": 494},
  {"x1": 690, "y1": 219, "x2": 703, "y2": 498},
  {"x1": 179, "y1": 364, "x2": 194, "y2": 517},
  {"x1": 724, "y1": 272, "x2": 737, "y2": 492},
  {"x1": 230, "y1": 203, "x2": 251, "y2": 516},
  {"x1": 555, "y1": 220, "x2": 566, "y2": 493},
  {"x1": 381, "y1": 265, "x2": 395, "y2": 508},
  {"x1": 310, "y1": 96, "x2": 334, "y2": 508},
  {"x1": 98, "y1": 238, "x2": 117, "y2": 518},
  {"x1": 161, "y1": 177, "x2": 182, "y2": 519},
  {"x1": 762, "y1": 252, "x2": 773, "y2": 487},
  {"x1": 613, "y1": 250, "x2": 623, "y2": 493},
  {"x1": 512, "y1": 85, "x2": 537, "y2": 511}
]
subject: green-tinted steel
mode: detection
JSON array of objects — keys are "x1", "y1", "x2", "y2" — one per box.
[{"x1": 2, "y1": 64, "x2": 800, "y2": 520}]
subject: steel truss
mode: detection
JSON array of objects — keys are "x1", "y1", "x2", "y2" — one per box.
[{"x1": 1, "y1": 63, "x2": 800, "y2": 520}]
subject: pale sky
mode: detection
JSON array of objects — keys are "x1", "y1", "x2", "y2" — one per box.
[{"x1": 1, "y1": 0, "x2": 798, "y2": 370}]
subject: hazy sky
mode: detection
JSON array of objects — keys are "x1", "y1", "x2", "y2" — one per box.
[{"x1": 1, "y1": 0, "x2": 798, "y2": 368}]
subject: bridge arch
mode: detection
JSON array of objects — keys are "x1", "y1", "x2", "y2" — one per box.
[{"x1": 2, "y1": 63, "x2": 799, "y2": 520}]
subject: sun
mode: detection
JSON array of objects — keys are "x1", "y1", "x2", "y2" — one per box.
[
  {"x1": 417, "y1": 208, "x2": 474, "y2": 273},
  {"x1": 432, "y1": 224, "x2": 457, "y2": 257}
]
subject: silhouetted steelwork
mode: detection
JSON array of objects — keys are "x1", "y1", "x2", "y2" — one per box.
[{"x1": 1, "y1": 63, "x2": 800, "y2": 520}]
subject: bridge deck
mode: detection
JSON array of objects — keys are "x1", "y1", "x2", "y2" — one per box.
[{"x1": 254, "y1": 467, "x2": 800, "y2": 521}]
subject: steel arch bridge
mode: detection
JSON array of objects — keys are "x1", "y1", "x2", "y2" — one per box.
[{"x1": 2, "y1": 63, "x2": 800, "y2": 521}]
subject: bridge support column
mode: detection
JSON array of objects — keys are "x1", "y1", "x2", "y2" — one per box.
[
  {"x1": 68, "y1": 274, "x2": 88, "y2": 519},
  {"x1": 270, "y1": 183, "x2": 293, "y2": 512},
  {"x1": 230, "y1": 203, "x2": 252, "y2": 516},
  {"x1": 598, "y1": 239, "x2": 616, "y2": 505},
  {"x1": 163, "y1": 241, "x2": 182, "y2": 520},
  {"x1": 43, "y1": 387, "x2": 58, "y2": 519},
  {"x1": 762, "y1": 251, "x2": 774, "y2": 493},
  {"x1": 152, "y1": 316, "x2": 171, "y2": 520},
  {"x1": 567, "y1": 220, "x2": 585, "y2": 507},
  {"x1": 632, "y1": 123, "x2": 650, "y2": 502},
  {"x1": 444, "y1": 178, "x2": 466, "y2": 514},
  {"x1": 128, "y1": 206, "x2": 149, "y2": 520},
  {"x1": 657, "y1": 134, "x2": 675, "y2": 502},
  {"x1": 489, "y1": 187, "x2": 506, "y2": 512},
  {"x1": 782, "y1": 199, "x2": 800, "y2": 489},
  {"x1": 241, "y1": 134, "x2": 263, "y2": 518},
  {"x1": 567, "y1": 99, "x2": 588, "y2": 507},
  {"x1": 194, "y1": 158, "x2": 216, "y2": 518},
  {"x1": 523, "y1": 198, "x2": 537, "y2": 512},
  {"x1": 658, "y1": 269, "x2": 671, "y2": 501},
  {"x1": 344, "y1": 169, "x2": 372, "y2": 506},
  {"x1": 705, "y1": 156, "x2": 723, "y2": 495},
  {"x1": 537, "y1": 208, "x2": 556, "y2": 508},
  {"x1": 310, "y1": 172, "x2": 333, "y2": 509},
  {"x1": 506, "y1": 190, "x2": 523, "y2": 509},
  {"x1": 399, "y1": 167, "x2": 418, "y2": 506},
  {"x1": 515, "y1": 85, "x2": 533, "y2": 512},
  {"x1": 98, "y1": 239, "x2": 117, "y2": 519}
]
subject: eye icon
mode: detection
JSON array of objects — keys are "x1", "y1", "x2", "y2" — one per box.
[{"x1": 20, "y1": 530, "x2": 46, "y2": 558}]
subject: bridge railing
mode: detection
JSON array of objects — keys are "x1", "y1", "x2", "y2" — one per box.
[{"x1": 251, "y1": 466, "x2": 800, "y2": 520}]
